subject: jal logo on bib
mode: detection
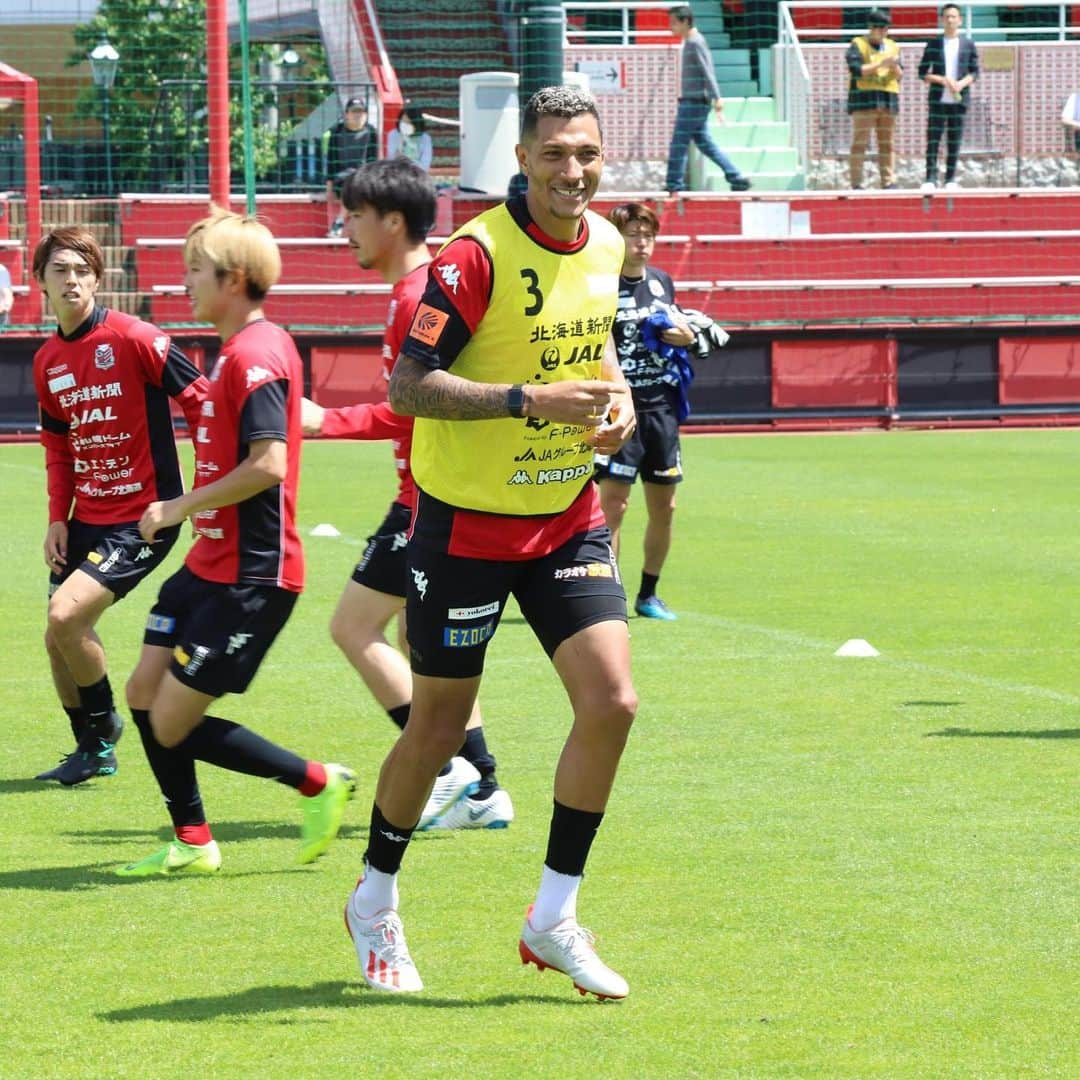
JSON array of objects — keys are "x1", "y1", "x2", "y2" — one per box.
[{"x1": 94, "y1": 344, "x2": 116, "y2": 370}]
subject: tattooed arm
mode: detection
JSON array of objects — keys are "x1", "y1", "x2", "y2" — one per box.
[{"x1": 389, "y1": 354, "x2": 623, "y2": 426}]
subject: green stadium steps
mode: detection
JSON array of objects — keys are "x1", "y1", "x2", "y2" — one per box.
[
  {"x1": 721, "y1": 97, "x2": 777, "y2": 123},
  {"x1": 718, "y1": 79, "x2": 761, "y2": 98},
  {"x1": 711, "y1": 121, "x2": 792, "y2": 148},
  {"x1": 687, "y1": 97, "x2": 804, "y2": 192}
]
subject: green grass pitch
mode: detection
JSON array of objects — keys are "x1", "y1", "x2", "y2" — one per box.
[{"x1": 0, "y1": 429, "x2": 1076, "y2": 1078}]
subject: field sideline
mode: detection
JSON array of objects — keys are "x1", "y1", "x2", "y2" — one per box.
[{"x1": 0, "y1": 430, "x2": 1076, "y2": 1079}]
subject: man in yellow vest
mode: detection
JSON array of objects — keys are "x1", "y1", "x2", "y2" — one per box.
[
  {"x1": 846, "y1": 9, "x2": 903, "y2": 189},
  {"x1": 342, "y1": 85, "x2": 639, "y2": 1001}
]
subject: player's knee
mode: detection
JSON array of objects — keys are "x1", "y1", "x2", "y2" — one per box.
[
  {"x1": 46, "y1": 597, "x2": 86, "y2": 643},
  {"x1": 602, "y1": 492, "x2": 630, "y2": 525},
  {"x1": 149, "y1": 710, "x2": 184, "y2": 749},
  {"x1": 579, "y1": 684, "x2": 637, "y2": 740},
  {"x1": 125, "y1": 667, "x2": 155, "y2": 711},
  {"x1": 402, "y1": 711, "x2": 468, "y2": 764},
  {"x1": 329, "y1": 606, "x2": 379, "y2": 653}
]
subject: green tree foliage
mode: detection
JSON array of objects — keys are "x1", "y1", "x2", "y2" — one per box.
[{"x1": 67, "y1": 0, "x2": 330, "y2": 192}]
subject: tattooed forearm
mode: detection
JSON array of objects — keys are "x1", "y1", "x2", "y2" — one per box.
[{"x1": 389, "y1": 356, "x2": 510, "y2": 420}]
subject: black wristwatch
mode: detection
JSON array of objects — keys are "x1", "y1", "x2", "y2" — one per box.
[{"x1": 507, "y1": 383, "x2": 526, "y2": 418}]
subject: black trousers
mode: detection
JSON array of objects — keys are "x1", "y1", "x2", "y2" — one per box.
[{"x1": 926, "y1": 101, "x2": 966, "y2": 182}]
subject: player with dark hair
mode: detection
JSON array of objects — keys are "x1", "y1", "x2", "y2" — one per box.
[
  {"x1": 303, "y1": 158, "x2": 513, "y2": 830},
  {"x1": 32, "y1": 226, "x2": 208, "y2": 785},
  {"x1": 343, "y1": 85, "x2": 638, "y2": 999},
  {"x1": 118, "y1": 208, "x2": 355, "y2": 877},
  {"x1": 597, "y1": 202, "x2": 696, "y2": 621}
]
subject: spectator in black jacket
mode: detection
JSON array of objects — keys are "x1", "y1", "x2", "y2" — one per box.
[
  {"x1": 326, "y1": 97, "x2": 379, "y2": 235},
  {"x1": 918, "y1": 4, "x2": 979, "y2": 192}
]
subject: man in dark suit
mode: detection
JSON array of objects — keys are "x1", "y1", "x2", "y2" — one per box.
[{"x1": 918, "y1": 4, "x2": 979, "y2": 191}]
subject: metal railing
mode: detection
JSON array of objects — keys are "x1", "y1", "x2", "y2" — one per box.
[{"x1": 561, "y1": 1, "x2": 678, "y2": 45}]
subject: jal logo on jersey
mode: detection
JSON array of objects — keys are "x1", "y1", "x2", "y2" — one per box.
[
  {"x1": 68, "y1": 405, "x2": 118, "y2": 428},
  {"x1": 94, "y1": 344, "x2": 116, "y2": 371}
]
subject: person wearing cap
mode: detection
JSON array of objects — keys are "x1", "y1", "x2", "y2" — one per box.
[
  {"x1": 845, "y1": 9, "x2": 903, "y2": 189},
  {"x1": 325, "y1": 97, "x2": 379, "y2": 235}
]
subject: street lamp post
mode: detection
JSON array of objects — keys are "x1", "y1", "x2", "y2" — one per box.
[{"x1": 88, "y1": 36, "x2": 119, "y2": 194}]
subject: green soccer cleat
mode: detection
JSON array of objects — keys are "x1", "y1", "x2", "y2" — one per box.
[
  {"x1": 116, "y1": 838, "x2": 222, "y2": 877},
  {"x1": 299, "y1": 763, "x2": 356, "y2": 864}
]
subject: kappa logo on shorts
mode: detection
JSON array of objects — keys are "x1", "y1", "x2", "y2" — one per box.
[
  {"x1": 410, "y1": 568, "x2": 429, "y2": 600},
  {"x1": 391, "y1": 531, "x2": 408, "y2": 552},
  {"x1": 226, "y1": 632, "x2": 252, "y2": 656},
  {"x1": 133, "y1": 545, "x2": 154, "y2": 561},
  {"x1": 408, "y1": 304, "x2": 449, "y2": 348}
]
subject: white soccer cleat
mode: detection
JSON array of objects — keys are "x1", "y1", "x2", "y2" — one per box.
[
  {"x1": 428, "y1": 787, "x2": 515, "y2": 830},
  {"x1": 920, "y1": 181, "x2": 937, "y2": 193},
  {"x1": 518, "y1": 906, "x2": 628, "y2": 1001},
  {"x1": 416, "y1": 756, "x2": 480, "y2": 830},
  {"x1": 944, "y1": 180, "x2": 960, "y2": 192},
  {"x1": 344, "y1": 897, "x2": 423, "y2": 993}
]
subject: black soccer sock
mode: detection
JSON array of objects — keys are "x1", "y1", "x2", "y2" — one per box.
[
  {"x1": 131, "y1": 708, "x2": 206, "y2": 829},
  {"x1": 386, "y1": 703, "x2": 410, "y2": 732},
  {"x1": 63, "y1": 705, "x2": 85, "y2": 743},
  {"x1": 78, "y1": 674, "x2": 115, "y2": 732},
  {"x1": 459, "y1": 726, "x2": 498, "y2": 799},
  {"x1": 544, "y1": 799, "x2": 604, "y2": 877},
  {"x1": 180, "y1": 714, "x2": 310, "y2": 789},
  {"x1": 363, "y1": 803, "x2": 415, "y2": 876},
  {"x1": 638, "y1": 571, "x2": 660, "y2": 601}
]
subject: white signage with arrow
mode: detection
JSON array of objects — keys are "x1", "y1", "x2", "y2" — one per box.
[{"x1": 574, "y1": 60, "x2": 626, "y2": 94}]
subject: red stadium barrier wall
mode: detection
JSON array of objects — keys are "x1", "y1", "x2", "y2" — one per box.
[
  {"x1": 771, "y1": 339, "x2": 897, "y2": 408},
  {"x1": 998, "y1": 336, "x2": 1080, "y2": 403},
  {"x1": 310, "y1": 345, "x2": 386, "y2": 408}
]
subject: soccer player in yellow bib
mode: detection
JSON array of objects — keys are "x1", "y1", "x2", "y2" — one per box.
[{"x1": 343, "y1": 86, "x2": 639, "y2": 999}]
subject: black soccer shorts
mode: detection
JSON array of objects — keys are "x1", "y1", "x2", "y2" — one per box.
[
  {"x1": 350, "y1": 501, "x2": 412, "y2": 598},
  {"x1": 144, "y1": 565, "x2": 298, "y2": 698},
  {"x1": 49, "y1": 518, "x2": 179, "y2": 601},
  {"x1": 405, "y1": 527, "x2": 627, "y2": 679}
]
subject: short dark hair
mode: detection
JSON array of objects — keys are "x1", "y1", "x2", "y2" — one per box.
[
  {"x1": 670, "y1": 5, "x2": 694, "y2": 26},
  {"x1": 33, "y1": 226, "x2": 104, "y2": 282},
  {"x1": 341, "y1": 158, "x2": 436, "y2": 243},
  {"x1": 520, "y1": 85, "x2": 602, "y2": 143},
  {"x1": 941, "y1": 2, "x2": 961, "y2": 14},
  {"x1": 867, "y1": 9, "x2": 890, "y2": 27},
  {"x1": 608, "y1": 202, "x2": 660, "y2": 236}
]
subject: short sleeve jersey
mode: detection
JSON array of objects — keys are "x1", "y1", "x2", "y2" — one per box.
[
  {"x1": 613, "y1": 267, "x2": 682, "y2": 414},
  {"x1": 33, "y1": 306, "x2": 207, "y2": 525},
  {"x1": 184, "y1": 319, "x2": 305, "y2": 592}
]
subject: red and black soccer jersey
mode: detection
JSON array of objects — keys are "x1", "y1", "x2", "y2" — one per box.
[
  {"x1": 319, "y1": 263, "x2": 425, "y2": 508},
  {"x1": 184, "y1": 319, "x2": 305, "y2": 592},
  {"x1": 33, "y1": 306, "x2": 207, "y2": 526}
]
